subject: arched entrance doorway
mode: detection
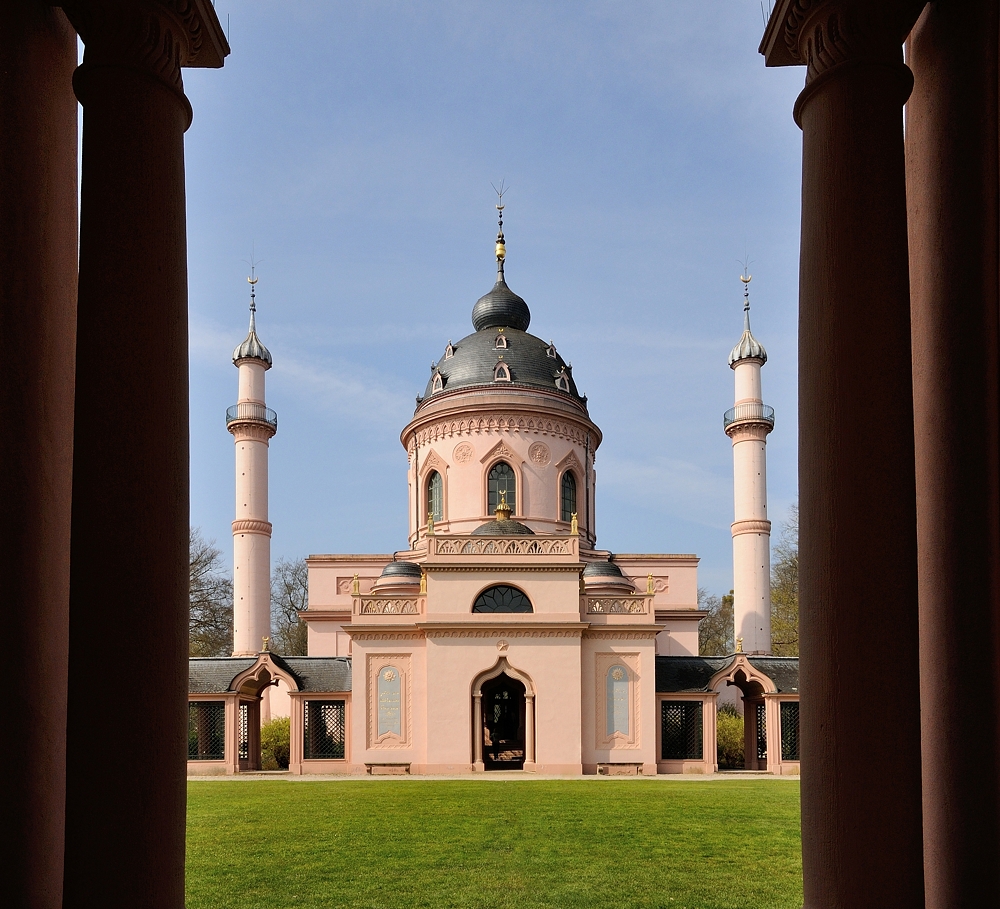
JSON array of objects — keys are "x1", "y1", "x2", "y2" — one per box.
[
  {"x1": 481, "y1": 673, "x2": 526, "y2": 769},
  {"x1": 472, "y1": 657, "x2": 536, "y2": 771}
]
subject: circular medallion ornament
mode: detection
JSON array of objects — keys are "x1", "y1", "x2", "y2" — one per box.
[
  {"x1": 528, "y1": 442, "x2": 551, "y2": 466},
  {"x1": 453, "y1": 442, "x2": 474, "y2": 464},
  {"x1": 383, "y1": 669, "x2": 396, "y2": 682},
  {"x1": 611, "y1": 667, "x2": 625, "y2": 681}
]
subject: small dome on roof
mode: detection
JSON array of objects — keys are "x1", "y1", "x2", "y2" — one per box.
[
  {"x1": 582, "y1": 559, "x2": 626, "y2": 579},
  {"x1": 379, "y1": 561, "x2": 422, "y2": 579},
  {"x1": 472, "y1": 517, "x2": 535, "y2": 536}
]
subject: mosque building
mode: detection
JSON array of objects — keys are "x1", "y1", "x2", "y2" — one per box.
[{"x1": 187, "y1": 208, "x2": 800, "y2": 776}]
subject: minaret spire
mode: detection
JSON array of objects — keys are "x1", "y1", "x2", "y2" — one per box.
[
  {"x1": 724, "y1": 268, "x2": 774, "y2": 655},
  {"x1": 227, "y1": 268, "x2": 277, "y2": 656}
]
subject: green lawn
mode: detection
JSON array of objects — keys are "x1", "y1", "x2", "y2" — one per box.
[{"x1": 186, "y1": 780, "x2": 802, "y2": 909}]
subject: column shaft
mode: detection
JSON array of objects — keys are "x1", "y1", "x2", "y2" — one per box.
[
  {"x1": 64, "y1": 32, "x2": 192, "y2": 909},
  {"x1": 0, "y1": 5, "x2": 77, "y2": 908},
  {"x1": 906, "y1": 2, "x2": 1000, "y2": 903},
  {"x1": 794, "y1": 9, "x2": 923, "y2": 907}
]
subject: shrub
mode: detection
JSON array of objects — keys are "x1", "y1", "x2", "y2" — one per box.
[
  {"x1": 260, "y1": 716, "x2": 290, "y2": 770},
  {"x1": 717, "y1": 703, "x2": 745, "y2": 770}
]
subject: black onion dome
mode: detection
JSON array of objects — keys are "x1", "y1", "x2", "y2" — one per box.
[
  {"x1": 423, "y1": 328, "x2": 584, "y2": 402},
  {"x1": 471, "y1": 517, "x2": 535, "y2": 536},
  {"x1": 582, "y1": 560, "x2": 626, "y2": 579},
  {"x1": 472, "y1": 276, "x2": 531, "y2": 332},
  {"x1": 379, "y1": 561, "x2": 422, "y2": 579}
]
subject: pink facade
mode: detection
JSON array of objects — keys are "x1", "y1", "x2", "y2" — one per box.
[{"x1": 189, "y1": 219, "x2": 799, "y2": 779}]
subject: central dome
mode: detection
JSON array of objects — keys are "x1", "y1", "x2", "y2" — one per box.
[{"x1": 471, "y1": 277, "x2": 530, "y2": 332}]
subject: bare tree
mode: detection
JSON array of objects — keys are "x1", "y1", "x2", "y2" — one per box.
[
  {"x1": 698, "y1": 587, "x2": 735, "y2": 656},
  {"x1": 271, "y1": 557, "x2": 309, "y2": 655},
  {"x1": 770, "y1": 504, "x2": 799, "y2": 656},
  {"x1": 189, "y1": 528, "x2": 233, "y2": 656}
]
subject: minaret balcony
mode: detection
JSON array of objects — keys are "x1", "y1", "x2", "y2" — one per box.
[
  {"x1": 226, "y1": 402, "x2": 278, "y2": 431},
  {"x1": 724, "y1": 402, "x2": 775, "y2": 430}
]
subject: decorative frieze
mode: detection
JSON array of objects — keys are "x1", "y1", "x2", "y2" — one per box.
[
  {"x1": 411, "y1": 412, "x2": 593, "y2": 447},
  {"x1": 434, "y1": 536, "x2": 571, "y2": 556},
  {"x1": 231, "y1": 518, "x2": 273, "y2": 536},
  {"x1": 587, "y1": 597, "x2": 649, "y2": 615},
  {"x1": 356, "y1": 597, "x2": 422, "y2": 615}
]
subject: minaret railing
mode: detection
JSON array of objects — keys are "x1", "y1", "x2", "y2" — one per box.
[
  {"x1": 226, "y1": 402, "x2": 278, "y2": 429},
  {"x1": 723, "y1": 402, "x2": 774, "y2": 429}
]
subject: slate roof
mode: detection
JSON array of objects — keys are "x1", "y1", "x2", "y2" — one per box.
[
  {"x1": 655, "y1": 655, "x2": 799, "y2": 694},
  {"x1": 422, "y1": 326, "x2": 585, "y2": 406},
  {"x1": 188, "y1": 655, "x2": 352, "y2": 694}
]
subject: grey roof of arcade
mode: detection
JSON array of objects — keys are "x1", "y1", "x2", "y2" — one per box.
[
  {"x1": 189, "y1": 655, "x2": 352, "y2": 694},
  {"x1": 655, "y1": 655, "x2": 799, "y2": 694}
]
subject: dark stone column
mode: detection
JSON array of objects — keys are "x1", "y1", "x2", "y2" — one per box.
[
  {"x1": 0, "y1": 5, "x2": 78, "y2": 908},
  {"x1": 906, "y1": 3, "x2": 1000, "y2": 904},
  {"x1": 62, "y1": 3, "x2": 226, "y2": 907},
  {"x1": 761, "y1": 2, "x2": 925, "y2": 906}
]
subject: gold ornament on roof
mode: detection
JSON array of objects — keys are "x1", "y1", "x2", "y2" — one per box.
[
  {"x1": 495, "y1": 490, "x2": 512, "y2": 522},
  {"x1": 261, "y1": 635, "x2": 269, "y2": 652},
  {"x1": 736, "y1": 636, "x2": 743, "y2": 653},
  {"x1": 426, "y1": 511, "x2": 435, "y2": 536},
  {"x1": 420, "y1": 571, "x2": 427, "y2": 594},
  {"x1": 647, "y1": 573, "x2": 655, "y2": 595},
  {"x1": 570, "y1": 512, "x2": 579, "y2": 535},
  {"x1": 352, "y1": 573, "x2": 360, "y2": 596}
]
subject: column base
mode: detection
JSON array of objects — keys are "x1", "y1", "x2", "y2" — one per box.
[{"x1": 473, "y1": 761, "x2": 485, "y2": 772}]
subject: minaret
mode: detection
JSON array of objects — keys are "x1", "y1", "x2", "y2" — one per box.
[
  {"x1": 724, "y1": 273, "x2": 774, "y2": 654},
  {"x1": 227, "y1": 270, "x2": 277, "y2": 656}
]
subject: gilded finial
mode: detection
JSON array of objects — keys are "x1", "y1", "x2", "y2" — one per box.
[
  {"x1": 262, "y1": 635, "x2": 269, "y2": 652},
  {"x1": 495, "y1": 489, "x2": 512, "y2": 521},
  {"x1": 426, "y1": 511, "x2": 435, "y2": 536},
  {"x1": 491, "y1": 180, "x2": 508, "y2": 277},
  {"x1": 420, "y1": 571, "x2": 427, "y2": 595},
  {"x1": 736, "y1": 636, "x2": 743, "y2": 653},
  {"x1": 647, "y1": 573, "x2": 655, "y2": 595},
  {"x1": 352, "y1": 573, "x2": 360, "y2": 596},
  {"x1": 570, "y1": 512, "x2": 579, "y2": 535}
]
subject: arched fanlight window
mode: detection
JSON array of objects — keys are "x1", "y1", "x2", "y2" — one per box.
[
  {"x1": 426, "y1": 470, "x2": 443, "y2": 522},
  {"x1": 494, "y1": 361, "x2": 511, "y2": 382},
  {"x1": 432, "y1": 372, "x2": 443, "y2": 393},
  {"x1": 488, "y1": 461, "x2": 516, "y2": 513},
  {"x1": 495, "y1": 333, "x2": 508, "y2": 349},
  {"x1": 555, "y1": 372, "x2": 570, "y2": 392},
  {"x1": 561, "y1": 471, "x2": 577, "y2": 523},
  {"x1": 473, "y1": 585, "x2": 533, "y2": 613}
]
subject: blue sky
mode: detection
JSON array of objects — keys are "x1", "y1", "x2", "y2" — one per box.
[{"x1": 181, "y1": 2, "x2": 804, "y2": 597}]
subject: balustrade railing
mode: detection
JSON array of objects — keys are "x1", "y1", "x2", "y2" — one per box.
[
  {"x1": 433, "y1": 537, "x2": 572, "y2": 556},
  {"x1": 354, "y1": 596, "x2": 423, "y2": 616},
  {"x1": 586, "y1": 596, "x2": 650, "y2": 615},
  {"x1": 226, "y1": 402, "x2": 278, "y2": 429},
  {"x1": 723, "y1": 402, "x2": 774, "y2": 429}
]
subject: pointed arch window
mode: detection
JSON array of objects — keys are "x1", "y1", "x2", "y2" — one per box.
[
  {"x1": 444, "y1": 341, "x2": 455, "y2": 359},
  {"x1": 555, "y1": 372, "x2": 570, "y2": 392},
  {"x1": 561, "y1": 471, "x2": 577, "y2": 523},
  {"x1": 426, "y1": 470, "x2": 443, "y2": 523},
  {"x1": 546, "y1": 342, "x2": 557, "y2": 359},
  {"x1": 488, "y1": 461, "x2": 516, "y2": 514},
  {"x1": 432, "y1": 371, "x2": 444, "y2": 393},
  {"x1": 495, "y1": 333, "x2": 508, "y2": 349},
  {"x1": 494, "y1": 361, "x2": 511, "y2": 382}
]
